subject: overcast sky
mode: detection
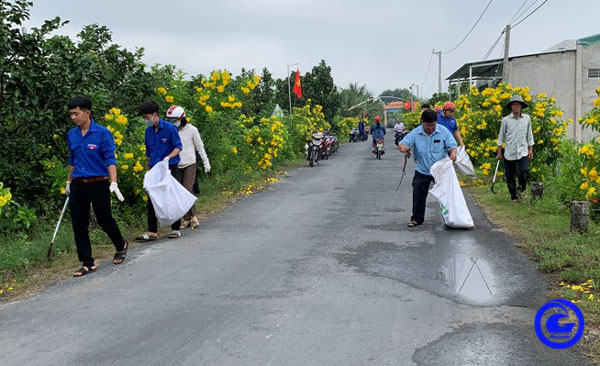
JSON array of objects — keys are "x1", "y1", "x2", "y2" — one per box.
[{"x1": 25, "y1": 0, "x2": 600, "y2": 97}]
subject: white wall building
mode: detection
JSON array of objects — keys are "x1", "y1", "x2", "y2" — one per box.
[{"x1": 447, "y1": 33, "x2": 600, "y2": 142}]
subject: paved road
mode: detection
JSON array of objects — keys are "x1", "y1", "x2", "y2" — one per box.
[{"x1": 0, "y1": 140, "x2": 588, "y2": 365}]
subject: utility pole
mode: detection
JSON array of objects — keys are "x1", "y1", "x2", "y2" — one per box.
[
  {"x1": 502, "y1": 25, "x2": 511, "y2": 83},
  {"x1": 433, "y1": 50, "x2": 442, "y2": 94}
]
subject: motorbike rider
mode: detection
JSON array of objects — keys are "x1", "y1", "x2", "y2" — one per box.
[
  {"x1": 370, "y1": 116, "x2": 386, "y2": 153},
  {"x1": 393, "y1": 119, "x2": 406, "y2": 146}
]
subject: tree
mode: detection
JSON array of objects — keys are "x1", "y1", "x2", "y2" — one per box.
[
  {"x1": 427, "y1": 92, "x2": 451, "y2": 106},
  {"x1": 240, "y1": 67, "x2": 276, "y2": 118},
  {"x1": 338, "y1": 83, "x2": 380, "y2": 118},
  {"x1": 379, "y1": 88, "x2": 416, "y2": 102},
  {"x1": 274, "y1": 60, "x2": 340, "y2": 121},
  {"x1": 0, "y1": 2, "x2": 157, "y2": 206},
  {"x1": 301, "y1": 60, "x2": 339, "y2": 121}
]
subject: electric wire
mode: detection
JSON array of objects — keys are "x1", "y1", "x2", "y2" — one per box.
[
  {"x1": 482, "y1": 31, "x2": 505, "y2": 60},
  {"x1": 511, "y1": 0, "x2": 540, "y2": 25},
  {"x1": 512, "y1": 0, "x2": 548, "y2": 28},
  {"x1": 421, "y1": 49, "x2": 434, "y2": 95},
  {"x1": 443, "y1": 0, "x2": 494, "y2": 54},
  {"x1": 507, "y1": 0, "x2": 531, "y2": 25}
]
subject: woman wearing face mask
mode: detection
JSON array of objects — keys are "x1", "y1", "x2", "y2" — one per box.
[{"x1": 166, "y1": 105, "x2": 211, "y2": 229}]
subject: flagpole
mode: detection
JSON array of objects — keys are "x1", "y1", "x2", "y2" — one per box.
[{"x1": 287, "y1": 63, "x2": 298, "y2": 115}]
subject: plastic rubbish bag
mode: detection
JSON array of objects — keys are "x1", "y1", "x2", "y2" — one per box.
[
  {"x1": 454, "y1": 146, "x2": 476, "y2": 178},
  {"x1": 143, "y1": 162, "x2": 197, "y2": 228},
  {"x1": 429, "y1": 157, "x2": 474, "y2": 229}
]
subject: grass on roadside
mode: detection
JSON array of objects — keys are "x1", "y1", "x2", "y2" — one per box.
[{"x1": 0, "y1": 158, "x2": 304, "y2": 300}]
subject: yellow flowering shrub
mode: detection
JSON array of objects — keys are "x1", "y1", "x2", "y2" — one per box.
[
  {"x1": 101, "y1": 108, "x2": 146, "y2": 202},
  {"x1": 288, "y1": 101, "x2": 330, "y2": 154},
  {"x1": 0, "y1": 183, "x2": 12, "y2": 215},
  {"x1": 574, "y1": 84, "x2": 600, "y2": 202}
]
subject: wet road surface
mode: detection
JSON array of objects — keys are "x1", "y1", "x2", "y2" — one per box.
[{"x1": 0, "y1": 140, "x2": 588, "y2": 365}]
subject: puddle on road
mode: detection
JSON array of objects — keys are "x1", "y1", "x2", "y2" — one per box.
[{"x1": 442, "y1": 255, "x2": 496, "y2": 303}]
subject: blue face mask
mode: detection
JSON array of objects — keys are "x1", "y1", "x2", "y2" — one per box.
[{"x1": 173, "y1": 121, "x2": 181, "y2": 128}]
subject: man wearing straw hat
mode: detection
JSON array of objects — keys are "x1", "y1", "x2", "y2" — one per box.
[{"x1": 496, "y1": 94, "x2": 534, "y2": 202}]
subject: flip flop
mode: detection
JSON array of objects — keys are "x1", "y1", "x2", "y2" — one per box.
[
  {"x1": 407, "y1": 221, "x2": 418, "y2": 228},
  {"x1": 73, "y1": 265, "x2": 98, "y2": 277},
  {"x1": 168, "y1": 230, "x2": 181, "y2": 239},
  {"x1": 113, "y1": 240, "x2": 128, "y2": 265},
  {"x1": 136, "y1": 232, "x2": 157, "y2": 242}
]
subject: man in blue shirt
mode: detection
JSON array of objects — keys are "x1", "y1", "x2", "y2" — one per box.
[
  {"x1": 436, "y1": 102, "x2": 464, "y2": 147},
  {"x1": 398, "y1": 110, "x2": 457, "y2": 227},
  {"x1": 358, "y1": 119, "x2": 366, "y2": 141},
  {"x1": 136, "y1": 101, "x2": 183, "y2": 241},
  {"x1": 65, "y1": 96, "x2": 128, "y2": 277}
]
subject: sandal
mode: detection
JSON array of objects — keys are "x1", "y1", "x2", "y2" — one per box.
[
  {"x1": 73, "y1": 265, "x2": 98, "y2": 277},
  {"x1": 136, "y1": 232, "x2": 157, "y2": 242},
  {"x1": 169, "y1": 230, "x2": 181, "y2": 239},
  {"x1": 113, "y1": 240, "x2": 128, "y2": 265},
  {"x1": 407, "y1": 221, "x2": 419, "y2": 228},
  {"x1": 190, "y1": 216, "x2": 199, "y2": 229}
]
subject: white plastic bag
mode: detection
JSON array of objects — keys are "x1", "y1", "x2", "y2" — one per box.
[
  {"x1": 143, "y1": 162, "x2": 197, "y2": 228},
  {"x1": 454, "y1": 146, "x2": 476, "y2": 178},
  {"x1": 429, "y1": 158, "x2": 474, "y2": 229}
]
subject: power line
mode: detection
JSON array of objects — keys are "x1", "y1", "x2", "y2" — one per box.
[
  {"x1": 511, "y1": 0, "x2": 539, "y2": 25},
  {"x1": 482, "y1": 30, "x2": 505, "y2": 60},
  {"x1": 512, "y1": 0, "x2": 548, "y2": 28},
  {"x1": 492, "y1": 38, "x2": 505, "y2": 82},
  {"x1": 443, "y1": 0, "x2": 494, "y2": 54},
  {"x1": 421, "y1": 49, "x2": 434, "y2": 93},
  {"x1": 507, "y1": 0, "x2": 531, "y2": 25}
]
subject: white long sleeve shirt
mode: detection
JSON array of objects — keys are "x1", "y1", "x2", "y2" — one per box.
[
  {"x1": 497, "y1": 112, "x2": 534, "y2": 161},
  {"x1": 177, "y1": 124, "x2": 210, "y2": 169}
]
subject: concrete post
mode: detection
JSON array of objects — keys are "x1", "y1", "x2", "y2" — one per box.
[
  {"x1": 570, "y1": 201, "x2": 590, "y2": 232},
  {"x1": 531, "y1": 182, "x2": 544, "y2": 199}
]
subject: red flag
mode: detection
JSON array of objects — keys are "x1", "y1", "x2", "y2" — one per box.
[
  {"x1": 293, "y1": 69, "x2": 302, "y2": 99},
  {"x1": 404, "y1": 100, "x2": 411, "y2": 110}
]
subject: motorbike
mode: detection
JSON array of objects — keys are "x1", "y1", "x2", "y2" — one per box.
[
  {"x1": 373, "y1": 138, "x2": 385, "y2": 160},
  {"x1": 349, "y1": 128, "x2": 359, "y2": 142},
  {"x1": 331, "y1": 133, "x2": 339, "y2": 153},
  {"x1": 394, "y1": 130, "x2": 407, "y2": 146},
  {"x1": 305, "y1": 132, "x2": 324, "y2": 167},
  {"x1": 324, "y1": 131, "x2": 338, "y2": 157}
]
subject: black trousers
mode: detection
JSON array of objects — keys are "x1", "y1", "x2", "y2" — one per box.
[
  {"x1": 504, "y1": 156, "x2": 529, "y2": 200},
  {"x1": 411, "y1": 170, "x2": 435, "y2": 225},
  {"x1": 147, "y1": 164, "x2": 181, "y2": 233},
  {"x1": 70, "y1": 179, "x2": 125, "y2": 267}
]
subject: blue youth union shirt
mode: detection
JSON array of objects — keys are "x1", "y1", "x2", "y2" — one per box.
[
  {"x1": 145, "y1": 119, "x2": 183, "y2": 167},
  {"x1": 67, "y1": 120, "x2": 117, "y2": 178},
  {"x1": 436, "y1": 114, "x2": 458, "y2": 132},
  {"x1": 400, "y1": 124, "x2": 457, "y2": 176}
]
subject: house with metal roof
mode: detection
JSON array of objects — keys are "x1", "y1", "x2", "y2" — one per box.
[{"x1": 447, "y1": 33, "x2": 600, "y2": 141}]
